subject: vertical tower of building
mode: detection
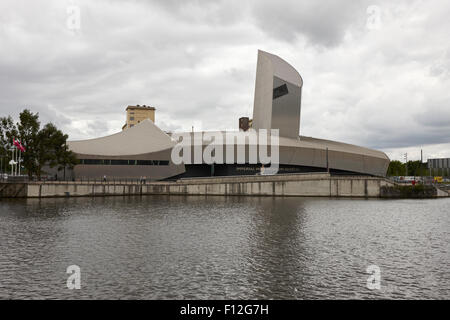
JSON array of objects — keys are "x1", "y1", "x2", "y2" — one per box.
[
  {"x1": 252, "y1": 50, "x2": 303, "y2": 139},
  {"x1": 122, "y1": 105, "x2": 156, "y2": 130}
]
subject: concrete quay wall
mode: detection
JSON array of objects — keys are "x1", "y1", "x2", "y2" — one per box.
[{"x1": 13, "y1": 173, "x2": 396, "y2": 198}]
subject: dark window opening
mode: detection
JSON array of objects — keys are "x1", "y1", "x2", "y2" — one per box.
[
  {"x1": 80, "y1": 159, "x2": 169, "y2": 166},
  {"x1": 81, "y1": 159, "x2": 103, "y2": 165},
  {"x1": 137, "y1": 160, "x2": 169, "y2": 166},
  {"x1": 273, "y1": 84, "x2": 289, "y2": 99},
  {"x1": 110, "y1": 159, "x2": 129, "y2": 165}
]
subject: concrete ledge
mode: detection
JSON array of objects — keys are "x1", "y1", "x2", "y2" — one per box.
[
  {"x1": 1, "y1": 173, "x2": 398, "y2": 198},
  {"x1": 0, "y1": 183, "x2": 27, "y2": 197},
  {"x1": 176, "y1": 172, "x2": 332, "y2": 184}
]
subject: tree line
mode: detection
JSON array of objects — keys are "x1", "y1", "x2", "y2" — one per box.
[
  {"x1": 0, "y1": 109, "x2": 78, "y2": 179},
  {"x1": 386, "y1": 160, "x2": 439, "y2": 177}
]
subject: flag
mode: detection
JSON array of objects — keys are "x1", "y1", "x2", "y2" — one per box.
[
  {"x1": 19, "y1": 141, "x2": 25, "y2": 152},
  {"x1": 13, "y1": 139, "x2": 26, "y2": 152}
]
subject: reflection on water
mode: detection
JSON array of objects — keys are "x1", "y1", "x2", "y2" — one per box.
[{"x1": 0, "y1": 196, "x2": 449, "y2": 299}]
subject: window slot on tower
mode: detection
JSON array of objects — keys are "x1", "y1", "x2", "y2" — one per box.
[{"x1": 273, "y1": 84, "x2": 289, "y2": 100}]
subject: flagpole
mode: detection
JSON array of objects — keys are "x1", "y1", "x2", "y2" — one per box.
[
  {"x1": 18, "y1": 150, "x2": 21, "y2": 176},
  {"x1": 11, "y1": 148, "x2": 13, "y2": 176},
  {"x1": 11, "y1": 146, "x2": 16, "y2": 176}
]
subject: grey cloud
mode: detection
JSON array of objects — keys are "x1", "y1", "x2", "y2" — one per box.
[
  {"x1": 1, "y1": 0, "x2": 450, "y2": 158},
  {"x1": 251, "y1": 0, "x2": 367, "y2": 47},
  {"x1": 127, "y1": 0, "x2": 367, "y2": 47},
  {"x1": 414, "y1": 103, "x2": 450, "y2": 128},
  {"x1": 137, "y1": 0, "x2": 248, "y2": 26}
]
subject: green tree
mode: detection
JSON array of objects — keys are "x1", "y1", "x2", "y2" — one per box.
[
  {"x1": 57, "y1": 143, "x2": 79, "y2": 180},
  {"x1": 387, "y1": 160, "x2": 406, "y2": 176},
  {"x1": 34, "y1": 123, "x2": 57, "y2": 179},
  {"x1": 38, "y1": 123, "x2": 78, "y2": 179},
  {"x1": 0, "y1": 116, "x2": 18, "y2": 173},
  {"x1": 17, "y1": 110, "x2": 40, "y2": 178},
  {"x1": 1, "y1": 109, "x2": 78, "y2": 180},
  {"x1": 405, "y1": 160, "x2": 428, "y2": 176}
]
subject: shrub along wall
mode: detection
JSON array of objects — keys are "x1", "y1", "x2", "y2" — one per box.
[{"x1": 380, "y1": 185, "x2": 437, "y2": 198}]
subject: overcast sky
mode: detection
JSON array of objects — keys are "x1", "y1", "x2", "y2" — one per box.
[{"x1": 1, "y1": 0, "x2": 449, "y2": 161}]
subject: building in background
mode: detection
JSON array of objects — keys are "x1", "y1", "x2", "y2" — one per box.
[
  {"x1": 239, "y1": 117, "x2": 252, "y2": 131},
  {"x1": 122, "y1": 105, "x2": 155, "y2": 130},
  {"x1": 68, "y1": 119, "x2": 181, "y2": 181},
  {"x1": 63, "y1": 50, "x2": 390, "y2": 180},
  {"x1": 428, "y1": 158, "x2": 450, "y2": 176},
  {"x1": 252, "y1": 50, "x2": 303, "y2": 139}
]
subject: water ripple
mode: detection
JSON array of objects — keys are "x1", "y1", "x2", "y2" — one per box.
[{"x1": 0, "y1": 196, "x2": 449, "y2": 299}]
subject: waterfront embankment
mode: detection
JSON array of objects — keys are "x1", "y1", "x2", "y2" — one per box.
[
  {"x1": 3, "y1": 172, "x2": 441, "y2": 199},
  {"x1": 1, "y1": 172, "x2": 448, "y2": 199}
]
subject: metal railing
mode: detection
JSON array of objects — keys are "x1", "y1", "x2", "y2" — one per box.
[{"x1": 0, "y1": 175, "x2": 158, "y2": 185}]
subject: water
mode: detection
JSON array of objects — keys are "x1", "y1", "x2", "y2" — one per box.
[{"x1": 0, "y1": 195, "x2": 449, "y2": 300}]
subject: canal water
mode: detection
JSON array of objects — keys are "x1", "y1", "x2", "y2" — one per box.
[{"x1": 0, "y1": 196, "x2": 449, "y2": 299}]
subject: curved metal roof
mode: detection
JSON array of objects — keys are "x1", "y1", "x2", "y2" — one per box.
[
  {"x1": 258, "y1": 50, "x2": 303, "y2": 87},
  {"x1": 68, "y1": 119, "x2": 175, "y2": 156},
  {"x1": 176, "y1": 130, "x2": 388, "y2": 160}
]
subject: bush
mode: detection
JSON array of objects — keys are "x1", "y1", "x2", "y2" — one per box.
[{"x1": 380, "y1": 185, "x2": 436, "y2": 198}]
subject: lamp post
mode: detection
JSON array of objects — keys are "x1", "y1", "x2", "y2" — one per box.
[
  {"x1": 63, "y1": 141, "x2": 67, "y2": 180},
  {"x1": 10, "y1": 147, "x2": 15, "y2": 176},
  {"x1": 404, "y1": 152, "x2": 408, "y2": 176},
  {"x1": 17, "y1": 148, "x2": 21, "y2": 176},
  {"x1": 9, "y1": 159, "x2": 16, "y2": 176},
  {"x1": 15, "y1": 147, "x2": 17, "y2": 176}
]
